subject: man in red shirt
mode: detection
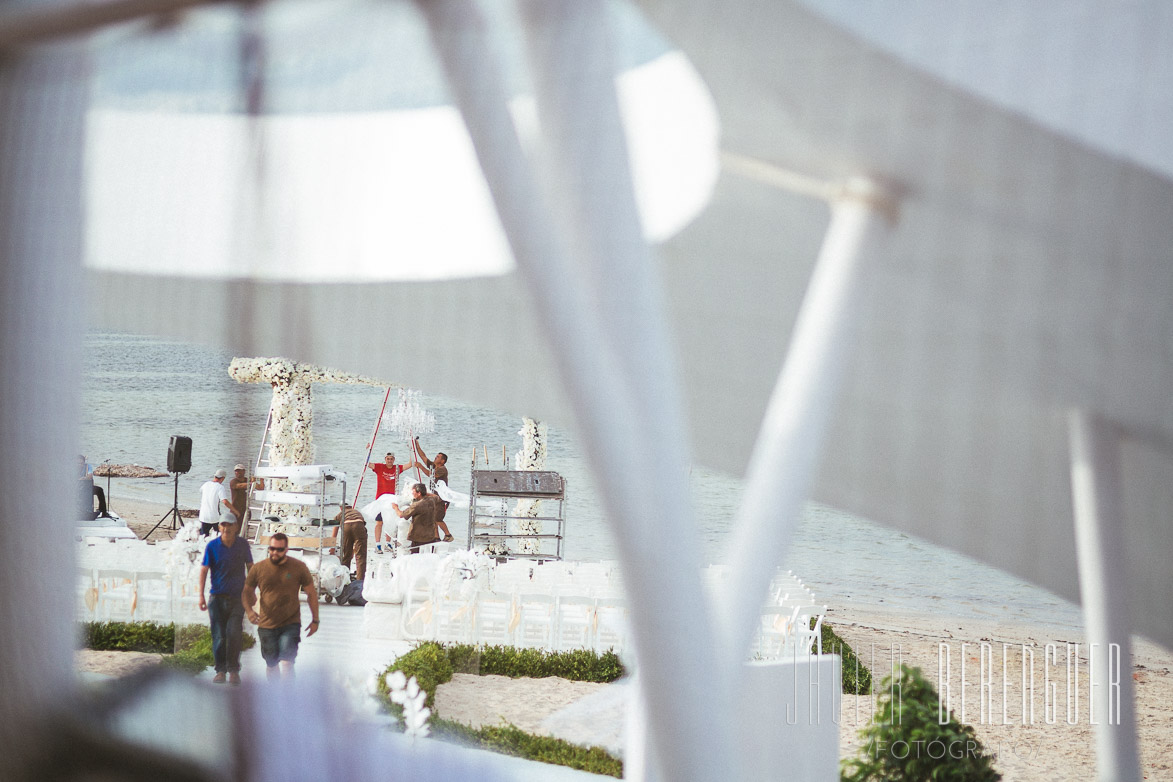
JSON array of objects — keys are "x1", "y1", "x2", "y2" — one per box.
[
  {"x1": 366, "y1": 452, "x2": 410, "y2": 550},
  {"x1": 367, "y1": 452, "x2": 407, "y2": 497}
]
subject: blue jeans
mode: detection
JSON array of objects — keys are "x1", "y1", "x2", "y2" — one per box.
[
  {"x1": 258, "y1": 623, "x2": 301, "y2": 667},
  {"x1": 207, "y1": 594, "x2": 245, "y2": 674}
]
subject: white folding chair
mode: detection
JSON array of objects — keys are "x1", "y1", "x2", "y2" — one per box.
[
  {"x1": 553, "y1": 594, "x2": 597, "y2": 651},
  {"x1": 76, "y1": 567, "x2": 99, "y2": 620},
  {"x1": 754, "y1": 605, "x2": 798, "y2": 659},
  {"x1": 790, "y1": 604, "x2": 827, "y2": 656},
  {"x1": 472, "y1": 590, "x2": 516, "y2": 646},
  {"x1": 515, "y1": 593, "x2": 556, "y2": 649},
  {"x1": 95, "y1": 569, "x2": 136, "y2": 621},
  {"x1": 594, "y1": 596, "x2": 628, "y2": 654},
  {"x1": 434, "y1": 595, "x2": 476, "y2": 643},
  {"x1": 133, "y1": 571, "x2": 172, "y2": 623}
]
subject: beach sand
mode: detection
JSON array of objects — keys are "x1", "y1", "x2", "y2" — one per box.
[
  {"x1": 108, "y1": 495, "x2": 202, "y2": 542},
  {"x1": 828, "y1": 606, "x2": 1173, "y2": 781},
  {"x1": 425, "y1": 609, "x2": 1173, "y2": 780},
  {"x1": 85, "y1": 498, "x2": 1173, "y2": 780},
  {"x1": 76, "y1": 649, "x2": 164, "y2": 677}
]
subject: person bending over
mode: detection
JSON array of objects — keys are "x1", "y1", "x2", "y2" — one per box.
[{"x1": 392, "y1": 483, "x2": 440, "y2": 553}]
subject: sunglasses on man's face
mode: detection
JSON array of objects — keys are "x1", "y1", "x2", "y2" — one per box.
[{"x1": 268, "y1": 546, "x2": 287, "y2": 552}]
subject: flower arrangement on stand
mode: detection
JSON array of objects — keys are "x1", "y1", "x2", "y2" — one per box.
[
  {"x1": 435, "y1": 550, "x2": 494, "y2": 600},
  {"x1": 164, "y1": 521, "x2": 206, "y2": 585},
  {"x1": 163, "y1": 520, "x2": 207, "y2": 614}
]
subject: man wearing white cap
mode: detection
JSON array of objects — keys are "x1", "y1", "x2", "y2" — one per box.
[
  {"x1": 228, "y1": 463, "x2": 263, "y2": 535},
  {"x1": 199, "y1": 468, "x2": 237, "y2": 537}
]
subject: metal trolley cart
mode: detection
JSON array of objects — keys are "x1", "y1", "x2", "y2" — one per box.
[
  {"x1": 467, "y1": 469, "x2": 566, "y2": 561},
  {"x1": 250, "y1": 464, "x2": 347, "y2": 592}
]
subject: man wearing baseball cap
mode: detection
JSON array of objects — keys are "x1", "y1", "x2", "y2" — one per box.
[
  {"x1": 198, "y1": 468, "x2": 237, "y2": 537},
  {"x1": 229, "y1": 463, "x2": 263, "y2": 536},
  {"x1": 198, "y1": 517, "x2": 253, "y2": 684}
]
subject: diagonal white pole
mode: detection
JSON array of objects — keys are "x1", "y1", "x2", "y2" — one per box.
[
  {"x1": 719, "y1": 179, "x2": 895, "y2": 666},
  {"x1": 414, "y1": 2, "x2": 731, "y2": 780},
  {"x1": 1068, "y1": 410, "x2": 1141, "y2": 782}
]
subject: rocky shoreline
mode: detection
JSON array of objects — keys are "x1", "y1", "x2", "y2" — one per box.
[{"x1": 93, "y1": 463, "x2": 170, "y2": 478}]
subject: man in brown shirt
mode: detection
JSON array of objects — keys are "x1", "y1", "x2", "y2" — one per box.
[
  {"x1": 428, "y1": 488, "x2": 455, "y2": 543},
  {"x1": 412, "y1": 438, "x2": 449, "y2": 487},
  {"x1": 243, "y1": 532, "x2": 319, "y2": 679},
  {"x1": 228, "y1": 463, "x2": 263, "y2": 534},
  {"x1": 334, "y1": 504, "x2": 367, "y2": 581},
  {"x1": 392, "y1": 483, "x2": 440, "y2": 553}
]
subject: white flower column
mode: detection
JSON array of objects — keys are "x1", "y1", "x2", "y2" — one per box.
[
  {"x1": 229, "y1": 357, "x2": 388, "y2": 517},
  {"x1": 512, "y1": 418, "x2": 547, "y2": 555}
]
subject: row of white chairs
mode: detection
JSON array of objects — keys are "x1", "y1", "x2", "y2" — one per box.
[
  {"x1": 400, "y1": 587, "x2": 630, "y2": 653},
  {"x1": 755, "y1": 599, "x2": 828, "y2": 659},
  {"x1": 77, "y1": 539, "x2": 168, "y2": 572},
  {"x1": 361, "y1": 556, "x2": 828, "y2": 657},
  {"x1": 701, "y1": 564, "x2": 827, "y2": 658},
  {"x1": 489, "y1": 559, "x2": 624, "y2": 598},
  {"x1": 76, "y1": 567, "x2": 203, "y2": 625}
]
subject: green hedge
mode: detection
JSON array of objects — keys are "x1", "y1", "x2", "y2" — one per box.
[
  {"x1": 81, "y1": 621, "x2": 177, "y2": 653},
  {"x1": 431, "y1": 718, "x2": 623, "y2": 777},
  {"x1": 841, "y1": 664, "x2": 1000, "y2": 782},
  {"x1": 821, "y1": 622, "x2": 873, "y2": 695},
  {"x1": 449, "y1": 644, "x2": 625, "y2": 683},
  {"x1": 384, "y1": 642, "x2": 454, "y2": 708},
  {"x1": 81, "y1": 621, "x2": 255, "y2": 675},
  {"x1": 376, "y1": 642, "x2": 624, "y2": 777}
]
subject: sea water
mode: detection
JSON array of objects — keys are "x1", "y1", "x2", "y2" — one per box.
[{"x1": 82, "y1": 331, "x2": 1082, "y2": 631}]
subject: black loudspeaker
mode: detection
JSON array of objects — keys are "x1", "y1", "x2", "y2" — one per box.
[{"x1": 167, "y1": 435, "x2": 192, "y2": 474}]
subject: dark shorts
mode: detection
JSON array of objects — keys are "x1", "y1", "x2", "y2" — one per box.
[
  {"x1": 258, "y1": 623, "x2": 301, "y2": 667},
  {"x1": 408, "y1": 539, "x2": 440, "y2": 554}
]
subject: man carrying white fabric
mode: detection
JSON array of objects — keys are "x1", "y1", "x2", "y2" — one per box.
[{"x1": 198, "y1": 468, "x2": 237, "y2": 537}]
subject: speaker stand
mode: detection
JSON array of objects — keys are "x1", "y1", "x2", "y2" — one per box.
[{"x1": 145, "y1": 472, "x2": 183, "y2": 539}]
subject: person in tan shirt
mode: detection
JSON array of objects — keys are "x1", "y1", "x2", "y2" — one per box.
[{"x1": 243, "y1": 532, "x2": 319, "y2": 679}]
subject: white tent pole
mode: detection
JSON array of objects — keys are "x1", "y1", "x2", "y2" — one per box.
[
  {"x1": 0, "y1": 34, "x2": 88, "y2": 776},
  {"x1": 1067, "y1": 410, "x2": 1141, "y2": 782},
  {"x1": 514, "y1": 4, "x2": 729, "y2": 777},
  {"x1": 719, "y1": 179, "x2": 896, "y2": 662},
  {"x1": 416, "y1": 3, "x2": 731, "y2": 780}
]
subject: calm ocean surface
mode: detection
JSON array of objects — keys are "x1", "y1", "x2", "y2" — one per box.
[{"x1": 82, "y1": 331, "x2": 1083, "y2": 631}]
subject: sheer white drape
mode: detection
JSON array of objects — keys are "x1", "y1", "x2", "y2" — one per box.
[
  {"x1": 7, "y1": 2, "x2": 1173, "y2": 780},
  {"x1": 0, "y1": 33, "x2": 87, "y2": 776}
]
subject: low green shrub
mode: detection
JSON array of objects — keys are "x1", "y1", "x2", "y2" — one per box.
[
  {"x1": 381, "y1": 642, "x2": 455, "y2": 709},
  {"x1": 821, "y1": 622, "x2": 873, "y2": 695},
  {"x1": 160, "y1": 627, "x2": 213, "y2": 673},
  {"x1": 466, "y1": 645, "x2": 625, "y2": 682},
  {"x1": 431, "y1": 718, "x2": 622, "y2": 777},
  {"x1": 375, "y1": 642, "x2": 625, "y2": 777},
  {"x1": 82, "y1": 622, "x2": 255, "y2": 675},
  {"x1": 840, "y1": 664, "x2": 1000, "y2": 782},
  {"x1": 81, "y1": 621, "x2": 176, "y2": 653}
]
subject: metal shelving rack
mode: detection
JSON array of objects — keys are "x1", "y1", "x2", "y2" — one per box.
[
  {"x1": 250, "y1": 465, "x2": 347, "y2": 590},
  {"x1": 467, "y1": 469, "x2": 566, "y2": 561}
]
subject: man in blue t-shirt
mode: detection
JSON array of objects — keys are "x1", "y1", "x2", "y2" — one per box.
[{"x1": 198, "y1": 518, "x2": 254, "y2": 684}]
